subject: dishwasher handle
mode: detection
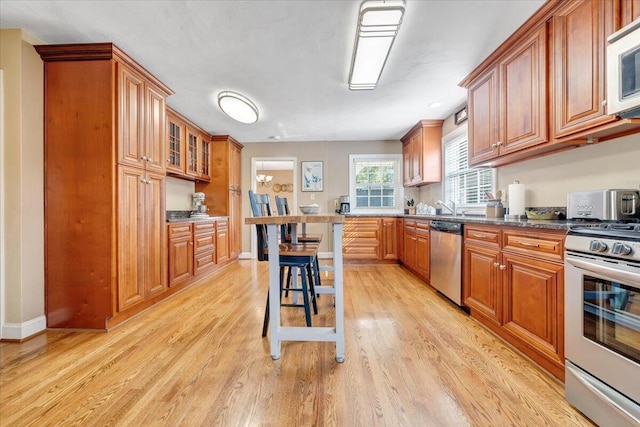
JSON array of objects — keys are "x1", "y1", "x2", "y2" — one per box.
[{"x1": 429, "y1": 221, "x2": 463, "y2": 234}]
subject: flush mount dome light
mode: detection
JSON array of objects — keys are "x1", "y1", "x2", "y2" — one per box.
[{"x1": 217, "y1": 91, "x2": 259, "y2": 123}]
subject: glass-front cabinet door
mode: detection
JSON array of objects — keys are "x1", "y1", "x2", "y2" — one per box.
[
  {"x1": 199, "y1": 135, "x2": 211, "y2": 181},
  {"x1": 187, "y1": 130, "x2": 199, "y2": 178}
]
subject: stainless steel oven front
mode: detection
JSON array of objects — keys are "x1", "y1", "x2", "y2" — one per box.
[{"x1": 565, "y1": 242, "x2": 640, "y2": 427}]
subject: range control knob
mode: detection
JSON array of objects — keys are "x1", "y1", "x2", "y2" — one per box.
[
  {"x1": 589, "y1": 240, "x2": 608, "y2": 252},
  {"x1": 612, "y1": 242, "x2": 633, "y2": 256}
]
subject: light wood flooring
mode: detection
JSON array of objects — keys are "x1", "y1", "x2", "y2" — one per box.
[{"x1": 1, "y1": 261, "x2": 593, "y2": 426}]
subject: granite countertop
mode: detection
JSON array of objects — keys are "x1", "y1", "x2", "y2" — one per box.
[
  {"x1": 166, "y1": 210, "x2": 228, "y2": 223},
  {"x1": 345, "y1": 213, "x2": 572, "y2": 231}
]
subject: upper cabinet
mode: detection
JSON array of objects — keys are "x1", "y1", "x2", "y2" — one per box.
[
  {"x1": 165, "y1": 107, "x2": 211, "y2": 182},
  {"x1": 461, "y1": 0, "x2": 640, "y2": 168},
  {"x1": 468, "y1": 25, "x2": 547, "y2": 165},
  {"x1": 551, "y1": 0, "x2": 617, "y2": 139},
  {"x1": 622, "y1": 0, "x2": 640, "y2": 26},
  {"x1": 401, "y1": 120, "x2": 444, "y2": 187}
]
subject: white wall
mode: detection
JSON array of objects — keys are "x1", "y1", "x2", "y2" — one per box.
[
  {"x1": 0, "y1": 29, "x2": 46, "y2": 339},
  {"x1": 165, "y1": 176, "x2": 195, "y2": 210}
]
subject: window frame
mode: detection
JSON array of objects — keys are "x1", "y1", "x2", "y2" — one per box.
[
  {"x1": 441, "y1": 124, "x2": 496, "y2": 214},
  {"x1": 348, "y1": 153, "x2": 404, "y2": 214}
]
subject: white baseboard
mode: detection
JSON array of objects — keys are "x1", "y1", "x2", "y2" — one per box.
[
  {"x1": 2, "y1": 315, "x2": 46, "y2": 340},
  {"x1": 239, "y1": 252, "x2": 252, "y2": 259}
]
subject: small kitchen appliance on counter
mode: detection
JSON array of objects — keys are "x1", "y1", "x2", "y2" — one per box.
[
  {"x1": 336, "y1": 195, "x2": 350, "y2": 214},
  {"x1": 191, "y1": 192, "x2": 209, "y2": 219},
  {"x1": 567, "y1": 189, "x2": 640, "y2": 221}
]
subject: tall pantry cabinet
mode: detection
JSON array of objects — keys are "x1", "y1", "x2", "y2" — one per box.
[{"x1": 36, "y1": 43, "x2": 173, "y2": 329}]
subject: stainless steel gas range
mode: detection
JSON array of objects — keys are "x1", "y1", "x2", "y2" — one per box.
[{"x1": 564, "y1": 221, "x2": 640, "y2": 426}]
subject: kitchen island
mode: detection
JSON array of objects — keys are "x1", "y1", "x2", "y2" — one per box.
[{"x1": 245, "y1": 214, "x2": 346, "y2": 362}]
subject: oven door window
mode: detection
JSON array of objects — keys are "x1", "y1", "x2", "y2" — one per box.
[{"x1": 583, "y1": 276, "x2": 640, "y2": 364}]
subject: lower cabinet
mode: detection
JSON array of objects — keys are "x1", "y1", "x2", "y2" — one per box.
[
  {"x1": 400, "y1": 218, "x2": 430, "y2": 283},
  {"x1": 343, "y1": 217, "x2": 397, "y2": 262},
  {"x1": 463, "y1": 224, "x2": 566, "y2": 380},
  {"x1": 169, "y1": 223, "x2": 193, "y2": 287},
  {"x1": 168, "y1": 217, "x2": 231, "y2": 288}
]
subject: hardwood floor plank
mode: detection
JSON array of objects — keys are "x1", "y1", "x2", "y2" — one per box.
[{"x1": 0, "y1": 261, "x2": 593, "y2": 426}]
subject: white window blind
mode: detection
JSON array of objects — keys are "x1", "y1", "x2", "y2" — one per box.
[
  {"x1": 349, "y1": 154, "x2": 403, "y2": 212},
  {"x1": 443, "y1": 129, "x2": 493, "y2": 206}
]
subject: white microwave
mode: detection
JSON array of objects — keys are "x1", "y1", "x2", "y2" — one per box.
[{"x1": 606, "y1": 18, "x2": 640, "y2": 118}]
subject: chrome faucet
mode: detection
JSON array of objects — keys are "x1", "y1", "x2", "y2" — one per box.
[{"x1": 437, "y1": 200, "x2": 456, "y2": 216}]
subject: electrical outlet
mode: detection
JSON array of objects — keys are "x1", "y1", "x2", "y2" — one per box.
[
  {"x1": 310, "y1": 194, "x2": 315, "y2": 200},
  {"x1": 334, "y1": 199, "x2": 338, "y2": 208}
]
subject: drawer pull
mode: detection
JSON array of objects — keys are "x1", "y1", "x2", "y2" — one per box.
[
  {"x1": 470, "y1": 232, "x2": 488, "y2": 239},
  {"x1": 517, "y1": 241, "x2": 539, "y2": 248}
]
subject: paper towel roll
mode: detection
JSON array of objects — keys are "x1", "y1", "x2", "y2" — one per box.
[{"x1": 509, "y1": 182, "x2": 526, "y2": 216}]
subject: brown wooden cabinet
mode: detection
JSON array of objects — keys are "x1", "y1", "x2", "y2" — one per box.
[
  {"x1": 196, "y1": 136, "x2": 243, "y2": 261},
  {"x1": 165, "y1": 108, "x2": 211, "y2": 183},
  {"x1": 343, "y1": 217, "x2": 381, "y2": 261},
  {"x1": 463, "y1": 227, "x2": 502, "y2": 326},
  {"x1": 343, "y1": 217, "x2": 398, "y2": 263},
  {"x1": 37, "y1": 43, "x2": 173, "y2": 329},
  {"x1": 415, "y1": 221, "x2": 430, "y2": 280},
  {"x1": 216, "y1": 218, "x2": 230, "y2": 264},
  {"x1": 552, "y1": 0, "x2": 617, "y2": 139},
  {"x1": 463, "y1": 224, "x2": 566, "y2": 380},
  {"x1": 467, "y1": 24, "x2": 548, "y2": 165},
  {"x1": 193, "y1": 221, "x2": 216, "y2": 274},
  {"x1": 622, "y1": 0, "x2": 640, "y2": 26},
  {"x1": 168, "y1": 223, "x2": 193, "y2": 287},
  {"x1": 401, "y1": 120, "x2": 444, "y2": 187},
  {"x1": 381, "y1": 218, "x2": 398, "y2": 260},
  {"x1": 461, "y1": 0, "x2": 640, "y2": 168},
  {"x1": 399, "y1": 218, "x2": 430, "y2": 283},
  {"x1": 166, "y1": 109, "x2": 186, "y2": 174}
]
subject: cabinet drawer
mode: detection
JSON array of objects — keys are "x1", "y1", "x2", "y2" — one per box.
[
  {"x1": 503, "y1": 230, "x2": 565, "y2": 262},
  {"x1": 216, "y1": 219, "x2": 228, "y2": 231},
  {"x1": 169, "y1": 223, "x2": 192, "y2": 238},
  {"x1": 194, "y1": 221, "x2": 215, "y2": 235},
  {"x1": 416, "y1": 221, "x2": 429, "y2": 236},
  {"x1": 194, "y1": 232, "x2": 215, "y2": 254},
  {"x1": 194, "y1": 250, "x2": 216, "y2": 274},
  {"x1": 344, "y1": 242, "x2": 380, "y2": 259},
  {"x1": 465, "y1": 226, "x2": 500, "y2": 247}
]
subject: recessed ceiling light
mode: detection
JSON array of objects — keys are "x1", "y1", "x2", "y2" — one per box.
[
  {"x1": 429, "y1": 102, "x2": 443, "y2": 108},
  {"x1": 269, "y1": 135, "x2": 281, "y2": 140},
  {"x1": 217, "y1": 91, "x2": 259, "y2": 124}
]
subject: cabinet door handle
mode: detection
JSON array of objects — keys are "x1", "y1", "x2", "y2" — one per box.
[
  {"x1": 601, "y1": 100, "x2": 607, "y2": 107},
  {"x1": 493, "y1": 262, "x2": 500, "y2": 267},
  {"x1": 499, "y1": 265, "x2": 506, "y2": 270},
  {"x1": 491, "y1": 143, "x2": 497, "y2": 149},
  {"x1": 496, "y1": 141, "x2": 503, "y2": 147},
  {"x1": 517, "y1": 240, "x2": 539, "y2": 247}
]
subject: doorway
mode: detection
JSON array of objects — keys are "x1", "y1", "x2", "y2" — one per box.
[{"x1": 250, "y1": 157, "x2": 297, "y2": 259}]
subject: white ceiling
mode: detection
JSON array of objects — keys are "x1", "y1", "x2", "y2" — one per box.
[{"x1": 0, "y1": 0, "x2": 545, "y2": 143}]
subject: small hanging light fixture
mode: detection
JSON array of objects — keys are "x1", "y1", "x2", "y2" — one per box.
[{"x1": 256, "y1": 161, "x2": 273, "y2": 187}]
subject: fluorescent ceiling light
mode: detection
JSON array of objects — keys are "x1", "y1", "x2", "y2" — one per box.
[
  {"x1": 349, "y1": 0, "x2": 406, "y2": 91},
  {"x1": 217, "y1": 91, "x2": 259, "y2": 123}
]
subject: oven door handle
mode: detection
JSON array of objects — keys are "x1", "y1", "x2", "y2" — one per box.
[{"x1": 566, "y1": 255, "x2": 640, "y2": 285}]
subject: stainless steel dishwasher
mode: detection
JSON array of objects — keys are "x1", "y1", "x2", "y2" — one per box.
[{"x1": 429, "y1": 221, "x2": 464, "y2": 307}]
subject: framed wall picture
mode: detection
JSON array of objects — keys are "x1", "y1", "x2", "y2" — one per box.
[
  {"x1": 301, "y1": 161, "x2": 323, "y2": 192},
  {"x1": 454, "y1": 105, "x2": 468, "y2": 125}
]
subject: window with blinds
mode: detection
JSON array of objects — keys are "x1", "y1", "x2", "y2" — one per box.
[
  {"x1": 443, "y1": 128, "x2": 494, "y2": 206},
  {"x1": 349, "y1": 154, "x2": 403, "y2": 212}
]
